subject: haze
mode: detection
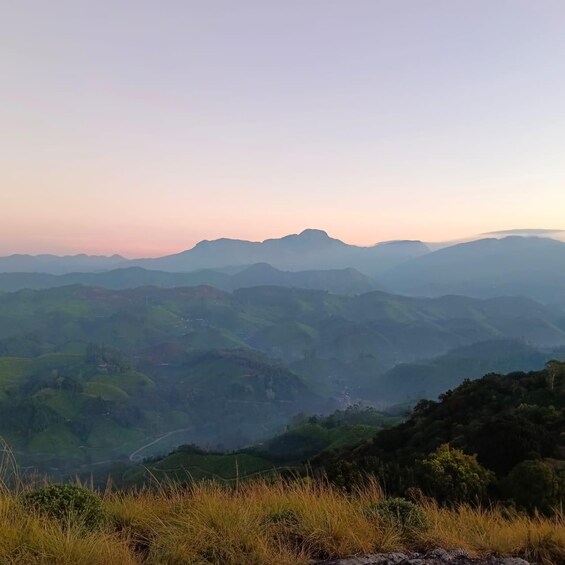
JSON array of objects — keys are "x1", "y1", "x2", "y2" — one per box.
[{"x1": 1, "y1": 1, "x2": 564, "y2": 257}]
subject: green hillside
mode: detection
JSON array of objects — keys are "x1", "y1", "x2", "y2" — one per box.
[
  {"x1": 369, "y1": 338, "x2": 557, "y2": 403},
  {"x1": 314, "y1": 361, "x2": 565, "y2": 512},
  {"x1": 123, "y1": 446, "x2": 279, "y2": 484},
  {"x1": 0, "y1": 284, "x2": 564, "y2": 475},
  {"x1": 0, "y1": 345, "x2": 322, "y2": 473},
  {"x1": 117, "y1": 406, "x2": 400, "y2": 487}
]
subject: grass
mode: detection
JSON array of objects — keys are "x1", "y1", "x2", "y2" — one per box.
[
  {"x1": 27, "y1": 424, "x2": 82, "y2": 457},
  {"x1": 0, "y1": 353, "x2": 82, "y2": 388},
  {"x1": 123, "y1": 452, "x2": 280, "y2": 484},
  {"x1": 83, "y1": 382, "x2": 130, "y2": 402},
  {"x1": 0, "y1": 472, "x2": 563, "y2": 564},
  {"x1": 89, "y1": 370, "x2": 155, "y2": 393},
  {"x1": 0, "y1": 442, "x2": 563, "y2": 564}
]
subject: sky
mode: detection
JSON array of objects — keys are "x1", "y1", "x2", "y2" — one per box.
[{"x1": 1, "y1": 1, "x2": 565, "y2": 257}]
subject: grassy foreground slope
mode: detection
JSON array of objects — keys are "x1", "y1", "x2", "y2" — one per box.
[
  {"x1": 0, "y1": 479, "x2": 563, "y2": 564},
  {"x1": 0, "y1": 364, "x2": 563, "y2": 563}
]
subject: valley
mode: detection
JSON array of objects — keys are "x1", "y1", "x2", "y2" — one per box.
[{"x1": 0, "y1": 270, "x2": 564, "y2": 475}]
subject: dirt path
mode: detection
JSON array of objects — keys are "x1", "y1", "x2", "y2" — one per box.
[{"x1": 128, "y1": 428, "x2": 192, "y2": 462}]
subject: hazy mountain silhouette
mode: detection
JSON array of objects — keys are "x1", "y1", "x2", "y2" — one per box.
[
  {"x1": 371, "y1": 338, "x2": 555, "y2": 403},
  {"x1": 0, "y1": 253, "x2": 126, "y2": 274},
  {"x1": 382, "y1": 236, "x2": 565, "y2": 303},
  {"x1": 128, "y1": 229, "x2": 429, "y2": 276},
  {"x1": 4, "y1": 232, "x2": 565, "y2": 305},
  {"x1": 229, "y1": 263, "x2": 382, "y2": 294},
  {"x1": 0, "y1": 264, "x2": 381, "y2": 295}
]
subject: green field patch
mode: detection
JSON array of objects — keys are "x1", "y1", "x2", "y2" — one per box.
[
  {"x1": 89, "y1": 370, "x2": 154, "y2": 393},
  {"x1": 324, "y1": 424, "x2": 377, "y2": 450},
  {"x1": 182, "y1": 329, "x2": 247, "y2": 350},
  {"x1": 255, "y1": 321, "x2": 319, "y2": 354},
  {"x1": 84, "y1": 382, "x2": 129, "y2": 402},
  {"x1": 0, "y1": 358, "x2": 28, "y2": 389},
  {"x1": 0, "y1": 353, "x2": 82, "y2": 388},
  {"x1": 87, "y1": 420, "x2": 145, "y2": 452},
  {"x1": 127, "y1": 451, "x2": 280, "y2": 484},
  {"x1": 55, "y1": 341, "x2": 88, "y2": 354},
  {"x1": 147, "y1": 305, "x2": 180, "y2": 325},
  {"x1": 32, "y1": 389, "x2": 84, "y2": 419},
  {"x1": 27, "y1": 424, "x2": 81, "y2": 457}
]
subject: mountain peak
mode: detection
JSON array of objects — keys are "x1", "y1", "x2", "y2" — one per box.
[
  {"x1": 297, "y1": 228, "x2": 330, "y2": 239},
  {"x1": 271, "y1": 228, "x2": 344, "y2": 249}
]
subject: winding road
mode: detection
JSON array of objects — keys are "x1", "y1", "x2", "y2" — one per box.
[{"x1": 128, "y1": 428, "x2": 192, "y2": 462}]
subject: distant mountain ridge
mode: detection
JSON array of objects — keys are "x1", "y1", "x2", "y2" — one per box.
[
  {"x1": 0, "y1": 229, "x2": 428, "y2": 276},
  {"x1": 370, "y1": 338, "x2": 559, "y2": 403},
  {"x1": 128, "y1": 229, "x2": 429, "y2": 276},
  {"x1": 0, "y1": 253, "x2": 126, "y2": 274},
  {"x1": 3, "y1": 230, "x2": 565, "y2": 304},
  {"x1": 382, "y1": 236, "x2": 565, "y2": 303},
  {"x1": 0, "y1": 263, "x2": 382, "y2": 295}
]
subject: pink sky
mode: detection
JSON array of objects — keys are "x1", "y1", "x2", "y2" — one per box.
[{"x1": 2, "y1": 1, "x2": 565, "y2": 258}]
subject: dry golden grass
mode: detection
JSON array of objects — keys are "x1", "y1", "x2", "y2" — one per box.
[
  {"x1": 0, "y1": 495, "x2": 136, "y2": 565},
  {"x1": 0, "y1": 472, "x2": 562, "y2": 564},
  {"x1": 420, "y1": 501, "x2": 565, "y2": 565}
]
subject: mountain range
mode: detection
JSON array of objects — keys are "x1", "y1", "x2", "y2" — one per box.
[
  {"x1": 0, "y1": 253, "x2": 126, "y2": 274},
  {"x1": 127, "y1": 229, "x2": 429, "y2": 276},
  {"x1": 0, "y1": 260, "x2": 564, "y2": 473},
  {"x1": 0, "y1": 230, "x2": 428, "y2": 276},
  {"x1": 382, "y1": 236, "x2": 565, "y2": 303},
  {"x1": 2, "y1": 229, "x2": 565, "y2": 303},
  {"x1": 0, "y1": 263, "x2": 381, "y2": 296}
]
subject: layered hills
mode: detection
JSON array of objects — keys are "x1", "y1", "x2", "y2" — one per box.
[
  {"x1": 0, "y1": 229, "x2": 428, "y2": 277},
  {"x1": 0, "y1": 263, "x2": 381, "y2": 295},
  {"x1": 1, "y1": 228, "x2": 565, "y2": 477},
  {"x1": 128, "y1": 229, "x2": 429, "y2": 276},
  {"x1": 3, "y1": 229, "x2": 565, "y2": 304},
  {"x1": 382, "y1": 236, "x2": 565, "y2": 303},
  {"x1": 0, "y1": 283, "x2": 564, "y2": 473},
  {"x1": 120, "y1": 364, "x2": 565, "y2": 517},
  {"x1": 0, "y1": 253, "x2": 126, "y2": 274}
]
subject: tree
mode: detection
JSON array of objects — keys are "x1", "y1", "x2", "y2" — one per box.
[
  {"x1": 474, "y1": 409, "x2": 554, "y2": 475},
  {"x1": 545, "y1": 360, "x2": 565, "y2": 392},
  {"x1": 504, "y1": 459, "x2": 563, "y2": 515},
  {"x1": 416, "y1": 444, "x2": 494, "y2": 505}
]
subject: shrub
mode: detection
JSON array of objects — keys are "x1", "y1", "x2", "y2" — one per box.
[
  {"x1": 22, "y1": 484, "x2": 104, "y2": 529},
  {"x1": 365, "y1": 497, "x2": 428, "y2": 534},
  {"x1": 416, "y1": 444, "x2": 494, "y2": 505},
  {"x1": 504, "y1": 459, "x2": 564, "y2": 515}
]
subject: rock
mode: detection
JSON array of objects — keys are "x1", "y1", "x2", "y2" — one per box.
[
  {"x1": 320, "y1": 555, "x2": 410, "y2": 565},
  {"x1": 317, "y1": 550, "x2": 531, "y2": 565},
  {"x1": 448, "y1": 548, "x2": 469, "y2": 559}
]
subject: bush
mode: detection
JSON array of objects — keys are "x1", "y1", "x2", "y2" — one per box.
[
  {"x1": 22, "y1": 484, "x2": 105, "y2": 529},
  {"x1": 365, "y1": 497, "x2": 428, "y2": 534},
  {"x1": 416, "y1": 444, "x2": 494, "y2": 505},
  {"x1": 504, "y1": 459, "x2": 564, "y2": 515}
]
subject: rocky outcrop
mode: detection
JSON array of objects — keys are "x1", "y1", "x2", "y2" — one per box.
[{"x1": 319, "y1": 548, "x2": 530, "y2": 565}]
